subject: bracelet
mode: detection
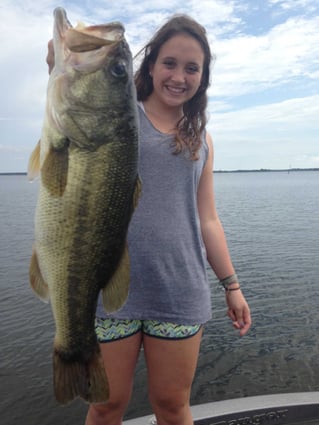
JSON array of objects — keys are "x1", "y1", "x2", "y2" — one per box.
[
  {"x1": 225, "y1": 286, "x2": 241, "y2": 293},
  {"x1": 219, "y1": 273, "x2": 238, "y2": 289}
]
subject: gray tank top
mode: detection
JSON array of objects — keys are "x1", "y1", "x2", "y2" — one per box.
[{"x1": 96, "y1": 105, "x2": 212, "y2": 324}]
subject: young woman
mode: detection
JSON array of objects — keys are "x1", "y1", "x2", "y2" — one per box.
[{"x1": 48, "y1": 14, "x2": 251, "y2": 425}]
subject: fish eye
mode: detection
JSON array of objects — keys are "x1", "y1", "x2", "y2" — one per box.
[{"x1": 111, "y1": 61, "x2": 127, "y2": 78}]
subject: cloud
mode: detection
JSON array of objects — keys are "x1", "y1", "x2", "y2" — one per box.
[
  {"x1": 0, "y1": 0, "x2": 318, "y2": 172},
  {"x1": 269, "y1": 0, "x2": 318, "y2": 13},
  {"x1": 210, "y1": 14, "x2": 319, "y2": 98},
  {"x1": 210, "y1": 94, "x2": 319, "y2": 132},
  {"x1": 209, "y1": 94, "x2": 319, "y2": 169}
]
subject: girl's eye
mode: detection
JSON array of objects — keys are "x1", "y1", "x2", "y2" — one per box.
[
  {"x1": 186, "y1": 64, "x2": 200, "y2": 74},
  {"x1": 163, "y1": 60, "x2": 175, "y2": 69}
]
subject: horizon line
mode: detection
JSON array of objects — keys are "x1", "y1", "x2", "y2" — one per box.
[{"x1": 1, "y1": 167, "x2": 319, "y2": 176}]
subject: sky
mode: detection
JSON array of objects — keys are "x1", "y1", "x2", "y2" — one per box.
[{"x1": 0, "y1": 0, "x2": 318, "y2": 172}]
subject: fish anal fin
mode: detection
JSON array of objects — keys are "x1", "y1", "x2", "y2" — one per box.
[
  {"x1": 27, "y1": 140, "x2": 41, "y2": 181},
  {"x1": 29, "y1": 249, "x2": 50, "y2": 303},
  {"x1": 41, "y1": 145, "x2": 69, "y2": 197},
  {"x1": 53, "y1": 344, "x2": 109, "y2": 404},
  {"x1": 102, "y1": 244, "x2": 130, "y2": 313}
]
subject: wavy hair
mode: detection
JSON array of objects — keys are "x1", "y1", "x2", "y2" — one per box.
[{"x1": 134, "y1": 15, "x2": 213, "y2": 160}]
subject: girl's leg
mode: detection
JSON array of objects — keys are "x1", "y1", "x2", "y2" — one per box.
[
  {"x1": 143, "y1": 328, "x2": 203, "y2": 425},
  {"x1": 85, "y1": 331, "x2": 142, "y2": 425}
]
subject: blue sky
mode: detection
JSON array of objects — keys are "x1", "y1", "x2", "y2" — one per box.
[{"x1": 1, "y1": 0, "x2": 318, "y2": 172}]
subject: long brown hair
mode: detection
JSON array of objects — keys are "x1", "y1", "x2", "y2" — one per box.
[{"x1": 134, "y1": 14, "x2": 213, "y2": 160}]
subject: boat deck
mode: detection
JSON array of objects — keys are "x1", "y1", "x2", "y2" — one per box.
[{"x1": 124, "y1": 392, "x2": 319, "y2": 425}]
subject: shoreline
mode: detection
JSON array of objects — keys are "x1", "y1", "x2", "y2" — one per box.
[
  {"x1": 1, "y1": 168, "x2": 319, "y2": 176},
  {"x1": 214, "y1": 167, "x2": 319, "y2": 173}
]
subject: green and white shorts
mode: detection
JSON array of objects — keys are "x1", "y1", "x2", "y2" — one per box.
[{"x1": 95, "y1": 318, "x2": 202, "y2": 342}]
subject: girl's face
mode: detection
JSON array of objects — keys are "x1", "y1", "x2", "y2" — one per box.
[{"x1": 149, "y1": 33, "x2": 204, "y2": 109}]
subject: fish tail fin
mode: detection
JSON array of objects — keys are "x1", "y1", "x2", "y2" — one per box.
[{"x1": 53, "y1": 344, "x2": 109, "y2": 404}]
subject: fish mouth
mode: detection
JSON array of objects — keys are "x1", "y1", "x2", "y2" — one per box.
[
  {"x1": 51, "y1": 7, "x2": 126, "y2": 75},
  {"x1": 53, "y1": 7, "x2": 124, "y2": 53}
]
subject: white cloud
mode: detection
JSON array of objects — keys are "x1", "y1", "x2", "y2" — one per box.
[
  {"x1": 210, "y1": 14, "x2": 319, "y2": 98},
  {"x1": 0, "y1": 0, "x2": 318, "y2": 171},
  {"x1": 209, "y1": 94, "x2": 319, "y2": 169},
  {"x1": 268, "y1": 0, "x2": 318, "y2": 12},
  {"x1": 210, "y1": 94, "x2": 319, "y2": 131}
]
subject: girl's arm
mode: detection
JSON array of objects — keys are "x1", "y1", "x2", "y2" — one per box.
[{"x1": 197, "y1": 133, "x2": 251, "y2": 336}]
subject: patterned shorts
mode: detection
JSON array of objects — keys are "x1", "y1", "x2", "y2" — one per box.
[{"x1": 95, "y1": 318, "x2": 202, "y2": 342}]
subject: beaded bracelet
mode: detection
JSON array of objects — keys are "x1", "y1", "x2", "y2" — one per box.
[{"x1": 219, "y1": 273, "x2": 239, "y2": 290}]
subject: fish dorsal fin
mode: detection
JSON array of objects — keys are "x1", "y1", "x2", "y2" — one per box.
[
  {"x1": 41, "y1": 145, "x2": 69, "y2": 197},
  {"x1": 27, "y1": 140, "x2": 41, "y2": 181},
  {"x1": 29, "y1": 248, "x2": 50, "y2": 303},
  {"x1": 102, "y1": 244, "x2": 130, "y2": 313}
]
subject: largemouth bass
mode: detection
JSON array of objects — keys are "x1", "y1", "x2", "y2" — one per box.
[{"x1": 28, "y1": 7, "x2": 140, "y2": 405}]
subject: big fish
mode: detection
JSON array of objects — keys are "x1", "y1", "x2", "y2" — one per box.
[{"x1": 28, "y1": 7, "x2": 140, "y2": 404}]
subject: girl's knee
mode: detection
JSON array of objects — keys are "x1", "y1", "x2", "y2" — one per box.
[
  {"x1": 149, "y1": 393, "x2": 191, "y2": 425},
  {"x1": 86, "y1": 399, "x2": 128, "y2": 425}
]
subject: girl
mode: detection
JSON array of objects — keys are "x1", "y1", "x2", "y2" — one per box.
[{"x1": 86, "y1": 14, "x2": 251, "y2": 425}]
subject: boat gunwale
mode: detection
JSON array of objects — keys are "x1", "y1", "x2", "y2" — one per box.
[{"x1": 123, "y1": 392, "x2": 319, "y2": 425}]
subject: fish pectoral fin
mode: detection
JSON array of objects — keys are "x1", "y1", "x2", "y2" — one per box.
[
  {"x1": 102, "y1": 244, "x2": 130, "y2": 313},
  {"x1": 27, "y1": 140, "x2": 41, "y2": 181},
  {"x1": 133, "y1": 176, "x2": 142, "y2": 209},
  {"x1": 41, "y1": 144, "x2": 69, "y2": 197},
  {"x1": 29, "y1": 249, "x2": 50, "y2": 303}
]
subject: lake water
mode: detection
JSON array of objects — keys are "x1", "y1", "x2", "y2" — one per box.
[{"x1": 1, "y1": 171, "x2": 319, "y2": 424}]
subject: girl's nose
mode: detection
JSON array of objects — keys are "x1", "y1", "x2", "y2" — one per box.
[{"x1": 171, "y1": 67, "x2": 186, "y2": 83}]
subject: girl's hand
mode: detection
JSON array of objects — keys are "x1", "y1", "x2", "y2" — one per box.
[{"x1": 225, "y1": 289, "x2": 251, "y2": 336}]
